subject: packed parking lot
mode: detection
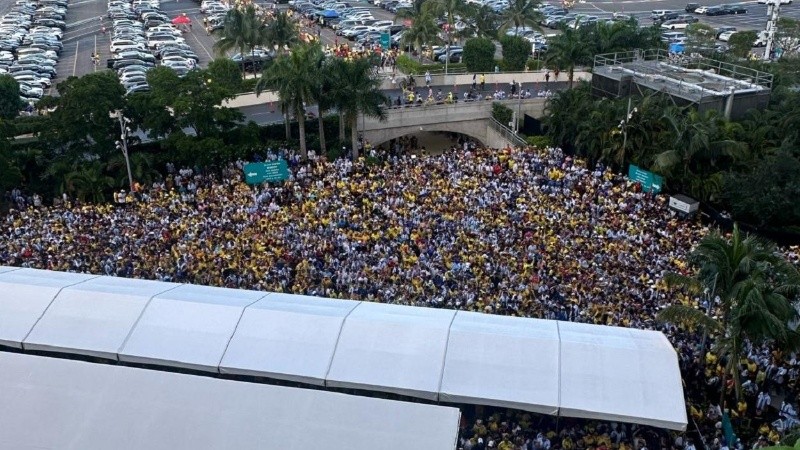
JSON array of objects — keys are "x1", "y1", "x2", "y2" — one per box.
[{"x1": 0, "y1": 0, "x2": 69, "y2": 105}]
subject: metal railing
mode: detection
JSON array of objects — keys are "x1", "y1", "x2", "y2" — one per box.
[{"x1": 488, "y1": 117, "x2": 527, "y2": 147}]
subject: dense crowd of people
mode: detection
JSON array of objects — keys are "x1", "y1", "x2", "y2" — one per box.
[{"x1": 1, "y1": 145, "x2": 799, "y2": 449}]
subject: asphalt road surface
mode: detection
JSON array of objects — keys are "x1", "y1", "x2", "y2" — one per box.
[{"x1": 569, "y1": 0, "x2": 800, "y2": 32}]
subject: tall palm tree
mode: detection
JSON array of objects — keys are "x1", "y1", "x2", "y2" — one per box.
[
  {"x1": 213, "y1": 5, "x2": 263, "y2": 75},
  {"x1": 256, "y1": 43, "x2": 322, "y2": 159},
  {"x1": 429, "y1": 0, "x2": 467, "y2": 45},
  {"x1": 401, "y1": 11, "x2": 443, "y2": 61},
  {"x1": 326, "y1": 58, "x2": 350, "y2": 144},
  {"x1": 544, "y1": 27, "x2": 591, "y2": 88},
  {"x1": 654, "y1": 108, "x2": 746, "y2": 193},
  {"x1": 264, "y1": 11, "x2": 300, "y2": 53},
  {"x1": 457, "y1": 4, "x2": 500, "y2": 40},
  {"x1": 542, "y1": 83, "x2": 592, "y2": 152},
  {"x1": 499, "y1": 0, "x2": 542, "y2": 35},
  {"x1": 658, "y1": 224, "x2": 800, "y2": 403},
  {"x1": 329, "y1": 58, "x2": 388, "y2": 158},
  {"x1": 65, "y1": 161, "x2": 115, "y2": 203}
]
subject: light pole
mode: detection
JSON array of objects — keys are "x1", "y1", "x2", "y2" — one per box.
[
  {"x1": 618, "y1": 97, "x2": 637, "y2": 156},
  {"x1": 763, "y1": 0, "x2": 782, "y2": 61},
  {"x1": 109, "y1": 110, "x2": 134, "y2": 192},
  {"x1": 515, "y1": 81, "x2": 523, "y2": 133}
]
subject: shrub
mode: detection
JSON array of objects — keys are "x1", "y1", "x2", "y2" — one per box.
[
  {"x1": 463, "y1": 38, "x2": 496, "y2": 73},
  {"x1": 491, "y1": 102, "x2": 513, "y2": 126},
  {"x1": 526, "y1": 59, "x2": 544, "y2": 71},
  {"x1": 525, "y1": 135, "x2": 551, "y2": 148},
  {"x1": 500, "y1": 35, "x2": 531, "y2": 71}
]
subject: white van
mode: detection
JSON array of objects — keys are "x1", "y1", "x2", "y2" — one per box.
[{"x1": 651, "y1": 10, "x2": 668, "y2": 20}]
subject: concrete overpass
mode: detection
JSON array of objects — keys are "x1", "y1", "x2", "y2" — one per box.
[{"x1": 360, "y1": 98, "x2": 547, "y2": 148}]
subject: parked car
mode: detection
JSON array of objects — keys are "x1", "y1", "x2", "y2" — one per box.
[
  {"x1": 685, "y1": 3, "x2": 700, "y2": 12},
  {"x1": 723, "y1": 5, "x2": 747, "y2": 14}
]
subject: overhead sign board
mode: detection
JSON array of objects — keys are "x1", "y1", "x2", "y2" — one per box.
[
  {"x1": 627, "y1": 164, "x2": 664, "y2": 194},
  {"x1": 243, "y1": 160, "x2": 290, "y2": 185}
]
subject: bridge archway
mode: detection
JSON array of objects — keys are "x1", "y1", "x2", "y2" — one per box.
[{"x1": 364, "y1": 120, "x2": 489, "y2": 148}]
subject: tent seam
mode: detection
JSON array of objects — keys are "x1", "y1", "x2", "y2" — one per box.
[
  {"x1": 116, "y1": 283, "x2": 184, "y2": 359},
  {"x1": 216, "y1": 292, "x2": 271, "y2": 373},
  {"x1": 323, "y1": 301, "x2": 360, "y2": 386},
  {"x1": 556, "y1": 320, "x2": 562, "y2": 418},
  {"x1": 435, "y1": 310, "x2": 459, "y2": 402},
  {"x1": 21, "y1": 274, "x2": 101, "y2": 347}
]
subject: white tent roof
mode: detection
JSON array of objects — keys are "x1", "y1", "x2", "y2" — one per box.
[
  {"x1": 439, "y1": 312, "x2": 560, "y2": 415},
  {"x1": 0, "y1": 268, "x2": 98, "y2": 348},
  {"x1": 0, "y1": 352, "x2": 461, "y2": 450},
  {"x1": 326, "y1": 302, "x2": 456, "y2": 400},
  {"x1": 0, "y1": 267, "x2": 687, "y2": 430},
  {"x1": 558, "y1": 321, "x2": 687, "y2": 430},
  {"x1": 219, "y1": 293, "x2": 359, "y2": 385},
  {"x1": 22, "y1": 276, "x2": 180, "y2": 359},
  {"x1": 118, "y1": 284, "x2": 268, "y2": 371}
]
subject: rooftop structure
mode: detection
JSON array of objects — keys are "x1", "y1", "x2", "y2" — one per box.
[{"x1": 592, "y1": 49, "x2": 772, "y2": 120}]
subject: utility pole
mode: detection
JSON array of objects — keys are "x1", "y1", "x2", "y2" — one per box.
[
  {"x1": 109, "y1": 110, "x2": 134, "y2": 192},
  {"x1": 515, "y1": 81, "x2": 522, "y2": 133},
  {"x1": 763, "y1": 0, "x2": 782, "y2": 61}
]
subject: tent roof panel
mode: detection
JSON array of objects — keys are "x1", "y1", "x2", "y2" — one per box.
[
  {"x1": 325, "y1": 302, "x2": 456, "y2": 400},
  {"x1": 558, "y1": 322, "x2": 687, "y2": 430},
  {"x1": 0, "y1": 352, "x2": 461, "y2": 450},
  {"x1": 22, "y1": 278, "x2": 179, "y2": 359},
  {"x1": 118, "y1": 288, "x2": 265, "y2": 371},
  {"x1": 0, "y1": 269, "x2": 98, "y2": 348},
  {"x1": 440, "y1": 312, "x2": 560, "y2": 414},
  {"x1": 219, "y1": 294, "x2": 358, "y2": 385}
]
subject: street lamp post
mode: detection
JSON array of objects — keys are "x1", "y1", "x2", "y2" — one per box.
[
  {"x1": 109, "y1": 110, "x2": 134, "y2": 192},
  {"x1": 516, "y1": 81, "x2": 523, "y2": 133}
]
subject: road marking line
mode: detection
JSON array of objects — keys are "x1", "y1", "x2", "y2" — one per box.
[
  {"x1": 188, "y1": 22, "x2": 214, "y2": 59},
  {"x1": 73, "y1": 41, "x2": 80, "y2": 76}
]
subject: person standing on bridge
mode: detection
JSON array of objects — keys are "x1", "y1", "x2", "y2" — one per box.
[
  {"x1": 425, "y1": 70, "x2": 431, "y2": 87},
  {"x1": 479, "y1": 74, "x2": 485, "y2": 92}
]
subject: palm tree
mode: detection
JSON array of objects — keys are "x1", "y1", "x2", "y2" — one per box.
[
  {"x1": 326, "y1": 58, "x2": 350, "y2": 144},
  {"x1": 401, "y1": 11, "x2": 443, "y2": 61},
  {"x1": 256, "y1": 43, "x2": 322, "y2": 159},
  {"x1": 544, "y1": 27, "x2": 591, "y2": 88},
  {"x1": 264, "y1": 11, "x2": 300, "y2": 54},
  {"x1": 311, "y1": 50, "x2": 332, "y2": 154},
  {"x1": 654, "y1": 108, "x2": 746, "y2": 194},
  {"x1": 429, "y1": 0, "x2": 467, "y2": 45},
  {"x1": 213, "y1": 5, "x2": 263, "y2": 75},
  {"x1": 657, "y1": 224, "x2": 800, "y2": 403},
  {"x1": 457, "y1": 4, "x2": 500, "y2": 40},
  {"x1": 542, "y1": 83, "x2": 592, "y2": 152},
  {"x1": 329, "y1": 58, "x2": 388, "y2": 158},
  {"x1": 65, "y1": 161, "x2": 115, "y2": 203},
  {"x1": 499, "y1": 0, "x2": 542, "y2": 35}
]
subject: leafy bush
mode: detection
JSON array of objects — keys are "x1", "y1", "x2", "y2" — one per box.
[
  {"x1": 526, "y1": 59, "x2": 545, "y2": 71},
  {"x1": 525, "y1": 135, "x2": 551, "y2": 148},
  {"x1": 491, "y1": 102, "x2": 513, "y2": 126},
  {"x1": 463, "y1": 38, "x2": 496, "y2": 73},
  {"x1": 500, "y1": 35, "x2": 531, "y2": 71}
]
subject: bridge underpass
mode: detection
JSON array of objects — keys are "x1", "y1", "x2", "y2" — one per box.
[{"x1": 359, "y1": 98, "x2": 548, "y2": 149}]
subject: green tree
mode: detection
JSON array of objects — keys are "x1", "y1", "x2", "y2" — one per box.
[
  {"x1": 658, "y1": 224, "x2": 800, "y2": 402},
  {"x1": 775, "y1": 17, "x2": 800, "y2": 58},
  {"x1": 544, "y1": 28, "x2": 591, "y2": 88},
  {"x1": 542, "y1": 83, "x2": 592, "y2": 151},
  {"x1": 256, "y1": 43, "x2": 323, "y2": 159},
  {"x1": 728, "y1": 31, "x2": 757, "y2": 58},
  {"x1": 42, "y1": 71, "x2": 126, "y2": 157},
  {"x1": 684, "y1": 23, "x2": 717, "y2": 53},
  {"x1": 264, "y1": 11, "x2": 300, "y2": 53},
  {"x1": 500, "y1": 35, "x2": 531, "y2": 71},
  {"x1": 654, "y1": 108, "x2": 745, "y2": 197},
  {"x1": 0, "y1": 138, "x2": 23, "y2": 197},
  {"x1": 0, "y1": 75, "x2": 24, "y2": 120},
  {"x1": 64, "y1": 161, "x2": 116, "y2": 203},
  {"x1": 213, "y1": 5, "x2": 264, "y2": 75},
  {"x1": 402, "y1": 11, "x2": 443, "y2": 61},
  {"x1": 499, "y1": 0, "x2": 542, "y2": 35},
  {"x1": 458, "y1": 4, "x2": 500, "y2": 40},
  {"x1": 463, "y1": 37, "x2": 496, "y2": 72},
  {"x1": 207, "y1": 58, "x2": 244, "y2": 92},
  {"x1": 722, "y1": 151, "x2": 800, "y2": 227},
  {"x1": 330, "y1": 58, "x2": 387, "y2": 158},
  {"x1": 428, "y1": 0, "x2": 467, "y2": 45}
]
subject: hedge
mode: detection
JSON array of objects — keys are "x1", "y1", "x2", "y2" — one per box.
[
  {"x1": 463, "y1": 38, "x2": 496, "y2": 73},
  {"x1": 395, "y1": 54, "x2": 466, "y2": 75}
]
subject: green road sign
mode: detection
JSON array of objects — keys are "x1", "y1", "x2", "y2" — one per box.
[
  {"x1": 243, "y1": 160, "x2": 290, "y2": 185},
  {"x1": 380, "y1": 33, "x2": 390, "y2": 49},
  {"x1": 627, "y1": 164, "x2": 663, "y2": 193}
]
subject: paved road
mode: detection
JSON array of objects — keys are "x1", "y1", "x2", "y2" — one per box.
[{"x1": 570, "y1": 0, "x2": 800, "y2": 32}]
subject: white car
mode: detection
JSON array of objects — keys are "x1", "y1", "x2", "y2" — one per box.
[
  {"x1": 110, "y1": 40, "x2": 146, "y2": 52},
  {"x1": 694, "y1": 5, "x2": 709, "y2": 13},
  {"x1": 718, "y1": 30, "x2": 736, "y2": 41},
  {"x1": 757, "y1": 0, "x2": 792, "y2": 3}
]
